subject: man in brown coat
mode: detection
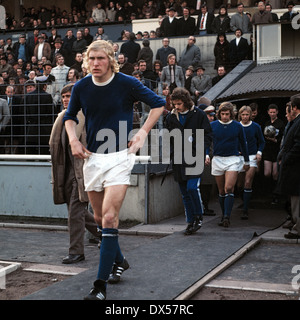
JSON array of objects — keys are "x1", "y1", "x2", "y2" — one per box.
[
  {"x1": 33, "y1": 35, "x2": 52, "y2": 61},
  {"x1": 49, "y1": 84, "x2": 100, "y2": 264}
]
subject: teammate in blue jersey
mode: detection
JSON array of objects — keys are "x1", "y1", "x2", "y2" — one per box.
[
  {"x1": 63, "y1": 40, "x2": 165, "y2": 300},
  {"x1": 238, "y1": 105, "x2": 265, "y2": 220},
  {"x1": 209, "y1": 102, "x2": 249, "y2": 227}
]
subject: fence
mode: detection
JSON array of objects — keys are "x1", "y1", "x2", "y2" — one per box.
[{"x1": 0, "y1": 79, "x2": 164, "y2": 155}]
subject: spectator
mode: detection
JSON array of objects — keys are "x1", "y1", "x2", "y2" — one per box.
[
  {"x1": 83, "y1": 27, "x2": 93, "y2": 46},
  {"x1": 113, "y1": 43, "x2": 120, "y2": 60},
  {"x1": 24, "y1": 77, "x2": 54, "y2": 154},
  {"x1": 230, "y1": 3, "x2": 252, "y2": 33},
  {"x1": 120, "y1": 32, "x2": 140, "y2": 64},
  {"x1": 142, "y1": 1, "x2": 157, "y2": 18},
  {"x1": 50, "y1": 54, "x2": 70, "y2": 105},
  {"x1": 27, "y1": 29, "x2": 39, "y2": 58},
  {"x1": 276, "y1": 95, "x2": 300, "y2": 239},
  {"x1": 72, "y1": 29, "x2": 87, "y2": 61},
  {"x1": 156, "y1": 38, "x2": 177, "y2": 68},
  {"x1": 0, "y1": 96, "x2": 10, "y2": 153},
  {"x1": 211, "y1": 5, "x2": 231, "y2": 34},
  {"x1": 280, "y1": 1, "x2": 297, "y2": 21},
  {"x1": 178, "y1": 6, "x2": 196, "y2": 36},
  {"x1": 138, "y1": 59, "x2": 156, "y2": 88},
  {"x1": 265, "y1": 4, "x2": 279, "y2": 22},
  {"x1": 251, "y1": 1, "x2": 273, "y2": 25},
  {"x1": 48, "y1": 28, "x2": 61, "y2": 49},
  {"x1": 229, "y1": 29, "x2": 249, "y2": 69},
  {"x1": 115, "y1": 2, "x2": 126, "y2": 21},
  {"x1": 13, "y1": 34, "x2": 30, "y2": 63},
  {"x1": 178, "y1": 36, "x2": 201, "y2": 72},
  {"x1": 49, "y1": 83, "x2": 101, "y2": 265},
  {"x1": 190, "y1": 65, "x2": 212, "y2": 104},
  {"x1": 118, "y1": 53, "x2": 134, "y2": 75},
  {"x1": 160, "y1": 7, "x2": 179, "y2": 37},
  {"x1": 92, "y1": 3, "x2": 106, "y2": 23},
  {"x1": 62, "y1": 30, "x2": 76, "y2": 67},
  {"x1": 161, "y1": 53, "x2": 185, "y2": 93},
  {"x1": 66, "y1": 68, "x2": 79, "y2": 84},
  {"x1": 214, "y1": 33, "x2": 230, "y2": 71},
  {"x1": 94, "y1": 27, "x2": 109, "y2": 41},
  {"x1": 184, "y1": 65, "x2": 194, "y2": 94},
  {"x1": 0, "y1": 56, "x2": 13, "y2": 76},
  {"x1": 34, "y1": 34, "x2": 51, "y2": 61},
  {"x1": 71, "y1": 52, "x2": 83, "y2": 74},
  {"x1": 196, "y1": 4, "x2": 214, "y2": 35},
  {"x1": 212, "y1": 65, "x2": 227, "y2": 86},
  {"x1": 42, "y1": 60, "x2": 57, "y2": 105},
  {"x1": 50, "y1": 38, "x2": 67, "y2": 65},
  {"x1": 106, "y1": 1, "x2": 117, "y2": 22},
  {"x1": 137, "y1": 39, "x2": 153, "y2": 71}
]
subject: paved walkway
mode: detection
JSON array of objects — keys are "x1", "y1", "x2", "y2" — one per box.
[{"x1": 0, "y1": 195, "x2": 299, "y2": 300}]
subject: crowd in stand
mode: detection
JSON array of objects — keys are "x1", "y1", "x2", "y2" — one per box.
[
  {"x1": 0, "y1": 0, "x2": 297, "y2": 155},
  {"x1": 4, "y1": 0, "x2": 297, "y2": 31}
]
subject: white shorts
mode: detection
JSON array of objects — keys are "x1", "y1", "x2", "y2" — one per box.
[
  {"x1": 211, "y1": 155, "x2": 241, "y2": 176},
  {"x1": 239, "y1": 154, "x2": 257, "y2": 172},
  {"x1": 83, "y1": 149, "x2": 136, "y2": 192}
]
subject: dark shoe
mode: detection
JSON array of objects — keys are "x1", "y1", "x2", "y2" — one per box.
[
  {"x1": 184, "y1": 223, "x2": 194, "y2": 235},
  {"x1": 223, "y1": 218, "x2": 230, "y2": 228},
  {"x1": 108, "y1": 258, "x2": 130, "y2": 284},
  {"x1": 218, "y1": 216, "x2": 224, "y2": 226},
  {"x1": 62, "y1": 254, "x2": 85, "y2": 264},
  {"x1": 284, "y1": 232, "x2": 300, "y2": 239},
  {"x1": 241, "y1": 210, "x2": 248, "y2": 220},
  {"x1": 192, "y1": 216, "x2": 203, "y2": 233},
  {"x1": 203, "y1": 208, "x2": 216, "y2": 216},
  {"x1": 271, "y1": 196, "x2": 279, "y2": 205},
  {"x1": 84, "y1": 280, "x2": 106, "y2": 300}
]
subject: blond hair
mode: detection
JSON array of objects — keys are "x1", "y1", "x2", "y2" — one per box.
[
  {"x1": 238, "y1": 105, "x2": 252, "y2": 121},
  {"x1": 82, "y1": 40, "x2": 119, "y2": 74}
]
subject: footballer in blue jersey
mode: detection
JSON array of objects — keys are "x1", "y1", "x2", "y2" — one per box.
[{"x1": 210, "y1": 102, "x2": 249, "y2": 227}]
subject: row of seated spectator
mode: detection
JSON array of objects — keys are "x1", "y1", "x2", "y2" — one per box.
[{"x1": 5, "y1": 0, "x2": 297, "y2": 32}]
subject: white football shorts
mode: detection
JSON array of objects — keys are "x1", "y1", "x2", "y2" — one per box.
[
  {"x1": 83, "y1": 148, "x2": 136, "y2": 192},
  {"x1": 211, "y1": 155, "x2": 241, "y2": 176}
]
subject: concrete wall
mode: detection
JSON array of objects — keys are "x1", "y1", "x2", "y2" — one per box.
[{"x1": 0, "y1": 161, "x2": 183, "y2": 223}]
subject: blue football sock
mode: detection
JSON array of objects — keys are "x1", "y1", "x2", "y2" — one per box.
[
  {"x1": 224, "y1": 193, "x2": 234, "y2": 218},
  {"x1": 97, "y1": 228, "x2": 120, "y2": 283},
  {"x1": 218, "y1": 194, "x2": 225, "y2": 216},
  {"x1": 243, "y1": 189, "x2": 252, "y2": 211}
]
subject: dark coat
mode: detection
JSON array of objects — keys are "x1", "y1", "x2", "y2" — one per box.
[
  {"x1": 25, "y1": 87, "x2": 54, "y2": 147},
  {"x1": 276, "y1": 114, "x2": 300, "y2": 196},
  {"x1": 156, "y1": 46, "x2": 177, "y2": 67},
  {"x1": 196, "y1": 12, "x2": 215, "y2": 34},
  {"x1": 214, "y1": 39, "x2": 230, "y2": 70},
  {"x1": 160, "y1": 16, "x2": 179, "y2": 37},
  {"x1": 165, "y1": 106, "x2": 212, "y2": 182},
  {"x1": 211, "y1": 15, "x2": 231, "y2": 34},
  {"x1": 229, "y1": 37, "x2": 249, "y2": 69},
  {"x1": 120, "y1": 40, "x2": 141, "y2": 64},
  {"x1": 178, "y1": 16, "x2": 196, "y2": 36}
]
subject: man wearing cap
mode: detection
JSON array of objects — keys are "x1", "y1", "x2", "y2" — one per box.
[
  {"x1": 12, "y1": 35, "x2": 30, "y2": 63},
  {"x1": 34, "y1": 35, "x2": 51, "y2": 61},
  {"x1": 190, "y1": 65, "x2": 212, "y2": 104},
  {"x1": 160, "y1": 7, "x2": 179, "y2": 37},
  {"x1": 50, "y1": 38, "x2": 67, "y2": 64}
]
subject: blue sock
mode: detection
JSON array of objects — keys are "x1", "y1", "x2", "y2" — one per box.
[
  {"x1": 243, "y1": 189, "x2": 252, "y2": 212},
  {"x1": 97, "y1": 228, "x2": 120, "y2": 283},
  {"x1": 218, "y1": 194, "x2": 225, "y2": 216},
  {"x1": 224, "y1": 193, "x2": 234, "y2": 218}
]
